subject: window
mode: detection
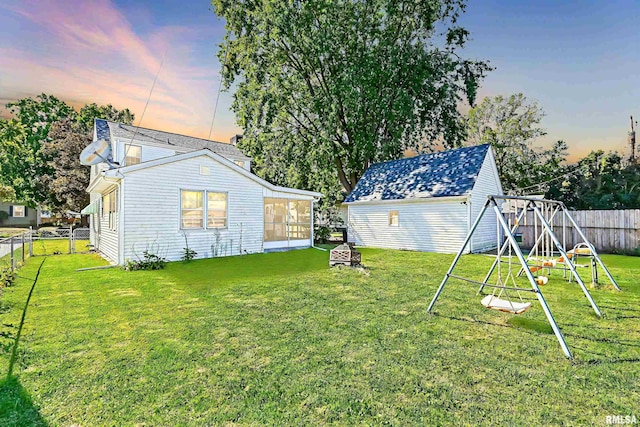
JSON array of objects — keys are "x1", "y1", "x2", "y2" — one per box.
[
  {"x1": 389, "y1": 210, "x2": 399, "y2": 226},
  {"x1": 264, "y1": 198, "x2": 311, "y2": 242},
  {"x1": 102, "y1": 190, "x2": 118, "y2": 230},
  {"x1": 289, "y1": 200, "x2": 311, "y2": 239},
  {"x1": 181, "y1": 190, "x2": 204, "y2": 229},
  {"x1": 200, "y1": 165, "x2": 210, "y2": 176},
  {"x1": 207, "y1": 192, "x2": 227, "y2": 228},
  {"x1": 125, "y1": 144, "x2": 141, "y2": 166},
  {"x1": 12, "y1": 205, "x2": 25, "y2": 218},
  {"x1": 264, "y1": 198, "x2": 288, "y2": 241},
  {"x1": 181, "y1": 190, "x2": 229, "y2": 230}
]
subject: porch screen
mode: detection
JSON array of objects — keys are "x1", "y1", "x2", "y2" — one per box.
[{"x1": 264, "y1": 198, "x2": 311, "y2": 242}]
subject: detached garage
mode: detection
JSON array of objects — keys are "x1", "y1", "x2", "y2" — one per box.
[{"x1": 344, "y1": 144, "x2": 503, "y2": 254}]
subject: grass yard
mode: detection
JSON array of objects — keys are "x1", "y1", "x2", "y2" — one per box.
[
  {"x1": 0, "y1": 228, "x2": 27, "y2": 239},
  {"x1": 0, "y1": 246, "x2": 638, "y2": 426}
]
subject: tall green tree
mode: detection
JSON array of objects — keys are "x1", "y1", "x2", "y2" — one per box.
[
  {"x1": 39, "y1": 119, "x2": 93, "y2": 213},
  {"x1": 466, "y1": 93, "x2": 568, "y2": 192},
  {"x1": 0, "y1": 119, "x2": 30, "y2": 203},
  {"x1": 548, "y1": 150, "x2": 640, "y2": 209},
  {"x1": 40, "y1": 105, "x2": 135, "y2": 212},
  {"x1": 0, "y1": 94, "x2": 135, "y2": 212},
  {"x1": 76, "y1": 103, "x2": 135, "y2": 132},
  {"x1": 0, "y1": 95, "x2": 75, "y2": 205},
  {"x1": 212, "y1": 0, "x2": 490, "y2": 199}
]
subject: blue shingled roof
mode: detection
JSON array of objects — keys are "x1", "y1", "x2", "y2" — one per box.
[{"x1": 344, "y1": 144, "x2": 491, "y2": 203}]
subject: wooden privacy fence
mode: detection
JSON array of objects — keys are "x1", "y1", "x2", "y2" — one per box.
[{"x1": 504, "y1": 209, "x2": 640, "y2": 253}]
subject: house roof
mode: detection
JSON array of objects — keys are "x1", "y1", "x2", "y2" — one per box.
[
  {"x1": 343, "y1": 144, "x2": 491, "y2": 203},
  {"x1": 95, "y1": 119, "x2": 249, "y2": 159},
  {"x1": 92, "y1": 149, "x2": 322, "y2": 199}
]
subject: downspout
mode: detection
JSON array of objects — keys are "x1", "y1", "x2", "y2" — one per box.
[{"x1": 467, "y1": 194, "x2": 472, "y2": 254}]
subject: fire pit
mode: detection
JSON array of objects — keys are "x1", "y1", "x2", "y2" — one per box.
[{"x1": 329, "y1": 243, "x2": 362, "y2": 267}]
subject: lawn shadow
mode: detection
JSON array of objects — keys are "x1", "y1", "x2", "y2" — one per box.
[
  {"x1": 0, "y1": 376, "x2": 49, "y2": 426},
  {"x1": 507, "y1": 316, "x2": 554, "y2": 334},
  {"x1": 570, "y1": 345, "x2": 640, "y2": 366}
]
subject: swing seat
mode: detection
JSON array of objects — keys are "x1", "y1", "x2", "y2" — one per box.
[{"x1": 481, "y1": 295, "x2": 532, "y2": 315}]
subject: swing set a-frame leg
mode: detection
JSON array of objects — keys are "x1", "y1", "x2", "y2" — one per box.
[
  {"x1": 494, "y1": 206, "x2": 573, "y2": 359},
  {"x1": 531, "y1": 205, "x2": 603, "y2": 318},
  {"x1": 427, "y1": 199, "x2": 492, "y2": 313},
  {"x1": 561, "y1": 204, "x2": 621, "y2": 291},
  {"x1": 428, "y1": 196, "x2": 574, "y2": 359}
]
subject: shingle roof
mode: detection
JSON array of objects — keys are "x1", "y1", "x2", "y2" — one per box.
[
  {"x1": 95, "y1": 119, "x2": 249, "y2": 159},
  {"x1": 344, "y1": 144, "x2": 491, "y2": 203}
]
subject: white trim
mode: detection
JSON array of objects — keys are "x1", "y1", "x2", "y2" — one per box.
[
  {"x1": 343, "y1": 195, "x2": 468, "y2": 206},
  {"x1": 467, "y1": 194, "x2": 472, "y2": 252},
  {"x1": 112, "y1": 136, "x2": 252, "y2": 161},
  {"x1": 103, "y1": 149, "x2": 322, "y2": 198},
  {"x1": 11, "y1": 205, "x2": 25, "y2": 218},
  {"x1": 483, "y1": 147, "x2": 504, "y2": 195},
  {"x1": 118, "y1": 181, "x2": 125, "y2": 265},
  {"x1": 206, "y1": 191, "x2": 228, "y2": 229},
  {"x1": 180, "y1": 189, "x2": 206, "y2": 230},
  {"x1": 179, "y1": 189, "x2": 230, "y2": 231}
]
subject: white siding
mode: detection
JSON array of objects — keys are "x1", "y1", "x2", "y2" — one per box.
[
  {"x1": 347, "y1": 198, "x2": 469, "y2": 253},
  {"x1": 113, "y1": 139, "x2": 251, "y2": 169},
  {"x1": 122, "y1": 156, "x2": 265, "y2": 263},
  {"x1": 114, "y1": 139, "x2": 176, "y2": 166},
  {"x1": 469, "y1": 150, "x2": 503, "y2": 253},
  {"x1": 96, "y1": 187, "x2": 119, "y2": 263}
]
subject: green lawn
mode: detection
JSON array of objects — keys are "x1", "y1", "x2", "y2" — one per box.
[
  {"x1": 0, "y1": 246, "x2": 638, "y2": 426},
  {"x1": 0, "y1": 228, "x2": 27, "y2": 239}
]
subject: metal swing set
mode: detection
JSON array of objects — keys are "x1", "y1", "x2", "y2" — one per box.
[{"x1": 427, "y1": 195, "x2": 621, "y2": 359}]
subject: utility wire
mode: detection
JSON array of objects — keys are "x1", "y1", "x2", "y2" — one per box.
[
  {"x1": 120, "y1": 47, "x2": 169, "y2": 167},
  {"x1": 518, "y1": 165, "x2": 589, "y2": 194},
  {"x1": 208, "y1": 47, "x2": 230, "y2": 141}
]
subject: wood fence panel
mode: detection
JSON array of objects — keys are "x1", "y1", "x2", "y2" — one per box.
[{"x1": 504, "y1": 209, "x2": 640, "y2": 253}]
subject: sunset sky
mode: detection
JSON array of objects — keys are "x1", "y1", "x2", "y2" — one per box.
[{"x1": 1, "y1": 0, "x2": 638, "y2": 160}]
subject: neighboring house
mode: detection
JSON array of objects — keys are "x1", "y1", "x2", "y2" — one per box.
[
  {"x1": 344, "y1": 144, "x2": 503, "y2": 253},
  {"x1": 82, "y1": 120, "x2": 321, "y2": 265},
  {"x1": 0, "y1": 201, "x2": 40, "y2": 227}
]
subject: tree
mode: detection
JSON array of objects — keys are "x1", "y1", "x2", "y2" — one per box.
[
  {"x1": 0, "y1": 94, "x2": 75, "y2": 205},
  {"x1": 0, "y1": 119, "x2": 31, "y2": 202},
  {"x1": 40, "y1": 106, "x2": 135, "y2": 212},
  {"x1": 39, "y1": 119, "x2": 92, "y2": 213},
  {"x1": 0, "y1": 94, "x2": 135, "y2": 212},
  {"x1": 548, "y1": 150, "x2": 640, "y2": 209},
  {"x1": 212, "y1": 0, "x2": 490, "y2": 199},
  {"x1": 76, "y1": 103, "x2": 134, "y2": 132},
  {"x1": 466, "y1": 93, "x2": 568, "y2": 192},
  {"x1": 0, "y1": 184, "x2": 16, "y2": 202}
]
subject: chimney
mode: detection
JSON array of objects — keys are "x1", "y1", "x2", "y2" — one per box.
[{"x1": 230, "y1": 134, "x2": 243, "y2": 146}]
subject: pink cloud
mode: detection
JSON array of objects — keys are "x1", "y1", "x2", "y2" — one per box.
[{"x1": 0, "y1": 0, "x2": 241, "y2": 142}]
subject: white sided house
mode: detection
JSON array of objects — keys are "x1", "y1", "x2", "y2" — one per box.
[
  {"x1": 82, "y1": 119, "x2": 321, "y2": 265},
  {"x1": 344, "y1": 144, "x2": 503, "y2": 254}
]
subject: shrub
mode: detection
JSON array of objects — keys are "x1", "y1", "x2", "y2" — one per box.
[
  {"x1": 0, "y1": 265, "x2": 16, "y2": 288},
  {"x1": 124, "y1": 251, "x2": 168, "y2": 271},
  {"x1": 182, "y1": 248, "x2": 197, "y2": 262},
  {"x1": 314, "y1": 225, "x2": 332, "y2": 244}
]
